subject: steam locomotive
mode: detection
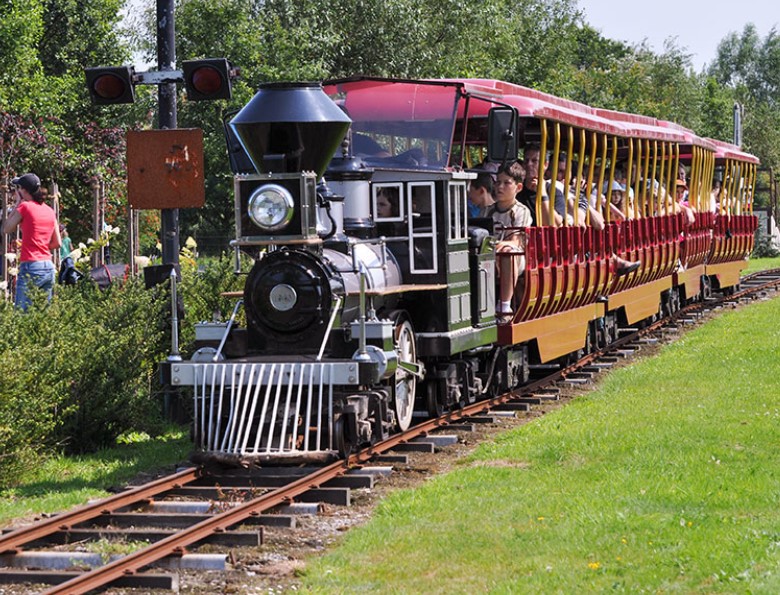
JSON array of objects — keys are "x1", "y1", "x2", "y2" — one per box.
[{"x1": 163, "y1": 77, "x2": 758, "y2": 464}]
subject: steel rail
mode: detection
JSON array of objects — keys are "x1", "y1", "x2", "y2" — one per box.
[{"x1": 0, "y1": 467, "x2": 201, "y2": 554}]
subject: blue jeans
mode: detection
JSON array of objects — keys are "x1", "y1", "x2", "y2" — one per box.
[{"x1": 16, "y1": 260, "x2": 56, "y2": 311}]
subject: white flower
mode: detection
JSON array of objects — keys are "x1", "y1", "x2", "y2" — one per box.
[
  {"x1": 78, "y1": 242, "x2": 87, "y2": 250},
  {"x1": 87, "y1": 238, "x2": 95, "y2": 245},
  {"x1": 155, "y1": 242, "x2": 162, "y2": 252},
  {"x1": 134, "y1": 255, "x2": 150, "y2": 269},
  {"x1": 4, "y1": 252, "x2": 16, "y2": 263},
  {"x1": 185, "y1": 236, "x2": 197, "y2": 249},
  {"x1": 109, "y1": 225, "x2": 120, "y2": 235},
  {"x1": 69, "y1": 248, "x2": 82, "y2": 260},
  {"x1": 9, "y1": 267, "x2": 18, "y2": 277},
  {"x1": 78, "y1": 256, "x2": 89, "y2": 263},
  {"x1": 0, "y1": 281, "x2": 7, "y2": 291}
]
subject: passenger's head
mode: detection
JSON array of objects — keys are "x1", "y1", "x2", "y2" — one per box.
[
  {"x1": 675, "y1": 178, "x2": 688, "y2": 200},
  {"x1": 494, "y1": 161, "x2": 525, "y2": 205},
  {"x1": 376, "y1": 187, "x2": 399, "y2": 218},
  {"x1": 553, "y1": 153, "x2": 569, "y2": 181},
  {"x1": 603, "y1": 180, "x2": 626, "y2": 205},
  {"x1": 469, "y1": 172, "x2": 495, "y2": 206},
  {"x1": 522, "y1": 143, "x2": 546, "y2": 186},
  {"x1": 712, "y1": 178, "x2": 722, "y2": 196}
]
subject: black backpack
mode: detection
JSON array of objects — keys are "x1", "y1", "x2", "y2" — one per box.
[{"x1": 58, "y1": 257, "x2": 83, "y2": 285}]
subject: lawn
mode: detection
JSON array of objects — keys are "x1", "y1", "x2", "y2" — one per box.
[
  {"x1": 744, "y1": 255, "x2": 780, "y2": 274},
  {"x1": 0, "y1": 428, "x2": 191, "y2": 526},
  {"x1": 302, "y1": 291, "x2": 780, "y2": 593}
]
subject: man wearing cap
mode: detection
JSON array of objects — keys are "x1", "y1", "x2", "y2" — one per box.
[{"x1": 2, "y1": 173, "x2": 62, "y2": 311}]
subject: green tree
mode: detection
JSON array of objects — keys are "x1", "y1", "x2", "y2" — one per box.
[
  {"x1": 0, "y1": 1, "x2": 45, "y2": 112},
  {"x1": 709, "y1": 24, "x2": 780, "y2": 174}
]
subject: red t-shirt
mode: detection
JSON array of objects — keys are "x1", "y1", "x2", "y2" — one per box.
[{"x1": 18, "y1": 201, "x2": 56, "y2": 262}]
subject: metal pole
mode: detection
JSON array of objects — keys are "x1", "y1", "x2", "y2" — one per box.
[
  {"x1": 733, "y1": 103, "x2": 743, "y2": 148},
  {"x1": 1, "y1": 178, "x2": 7, "y2": 298},
  {"x1": 91, "y1": 177, "x2": 101, "y2": 267},
  {"x1": 158, "y1": 0, "x2": 179, "y2": 266},
  {"x1": 167, "y1": 267, "x2": 181, "y2": 362}
]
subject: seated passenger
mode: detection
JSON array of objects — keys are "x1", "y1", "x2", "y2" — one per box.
[
  {"x1": 548, "y1": 155, "x2": 604, "y2": 230},
  {"x1": 468, "y1": 170, "x2": 496, "y2": 218},
  {"x1": 352, "y1": 132, "x2": 391, "y2": 157},
  {"x1": 517, "y1": 144, "x2": 558, "y2": 227},
  {"x1": 482, "y1": 161, "x2": 533, "y2": 319},
  {"x1": 710, "y1": 178, "x2": 722, "y2": 212},
  {"x1": 605, "y1": 180, "x2": 633, "y2": 222},
  {"x1": 376, "y1": 187, "x2": 399, "y2": 218},
  {"x1": 675, "y1": 179, "x2": 696, "y2": 225},
  {"x1": 678, "y1": 164, "x2": 689, "y2": 200},
  {"x1": 598, "y1": 180, "x2": 640, "y2": 276}
]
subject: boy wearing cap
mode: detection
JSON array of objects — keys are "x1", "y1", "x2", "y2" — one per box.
[{"x1": 2, "y1": 173, "x2": 62, "y2": 311}]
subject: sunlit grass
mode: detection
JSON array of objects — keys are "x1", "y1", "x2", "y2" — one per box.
[
  {"x1": 303, "y1": 296, "x2": 780, "y2": 593},
  {"x1": 744, "y1": 256, "x2": 780, "y2": 274},
  {"x1": 0, "y1": 427, "x2": 192, "y2": 525}
]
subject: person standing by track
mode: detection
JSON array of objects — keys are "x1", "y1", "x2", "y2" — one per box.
[{"x1": 2, "y1": 173, "x2": 61, "y2": 311}]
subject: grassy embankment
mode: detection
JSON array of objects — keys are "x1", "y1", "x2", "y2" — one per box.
[
  {"x1": 744, "y1": 255, "x2": 780, "y2": 274},
  {"x1": 302, "y1": 261, "x2": 780, "y2": 593}
]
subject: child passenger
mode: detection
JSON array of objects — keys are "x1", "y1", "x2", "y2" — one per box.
[
  {"x1": 468, "y1": 171, "x2": 495, "y2": 217},
  {"x1": 481, "y1": 161, "x2": 533, "y2": 319}
]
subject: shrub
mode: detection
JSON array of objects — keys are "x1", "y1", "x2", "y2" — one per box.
[
  {"x1": 0, "y1": 254, "x2": 244, "y2": 485},
  {"x1": 752, "y1": 230, "x2": 780, "y2": 258}
]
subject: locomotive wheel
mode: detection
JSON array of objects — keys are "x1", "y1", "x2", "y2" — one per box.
[
  {"x1": 701, "y1": 275, "x2": 713, "y2": 300},
  {"x1": 583, "y1": 324, "x2": 593, "y2": 355},
  {"x1": 426, "y1": 382, "x2": 445, "y2": 417},
  {"x1": 393, "y1": 318, "x2": 418, "y2": 431},
  {"x1": 605, "y1": 313, "x2": 619, "y2": 344},
  {"x1": 667, "y1": 289, "x2": 681, "y2": 315},
  {"x1": 332, "y1": 416, "x2": 354, "y2": 458}
]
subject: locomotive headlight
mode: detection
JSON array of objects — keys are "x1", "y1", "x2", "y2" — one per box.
[{"x1": 247, "y1": 184, "x2": 295, "y2": 231}]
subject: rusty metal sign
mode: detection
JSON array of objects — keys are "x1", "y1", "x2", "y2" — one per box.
[{"x1": 127, "y1": 129, "x2": 205, "y2": 209}]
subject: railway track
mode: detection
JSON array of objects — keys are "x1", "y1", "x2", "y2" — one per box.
[{"x1": 1, "y1": 268, "x2": 779, "y2": 594}]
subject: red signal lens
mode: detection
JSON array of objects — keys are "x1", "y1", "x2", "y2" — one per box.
[
  {"x1": 190, "y1": 66, "x2": 224, "y2": 96},
  {"x1": 92, "y1": 74, "x2": 127, "y2": 100}
]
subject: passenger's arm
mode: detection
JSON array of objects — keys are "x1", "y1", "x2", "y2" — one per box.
[
  {"x1": 679, "y1": 202, "x2": 695, "y2": 226},
  {"x1": 608, "y1": 203, "x2": 627, "y2": 222}
]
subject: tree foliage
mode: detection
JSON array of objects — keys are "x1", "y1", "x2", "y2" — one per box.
[{"x1": 707, "y1": 24, "x2": 780, "y2": 172}]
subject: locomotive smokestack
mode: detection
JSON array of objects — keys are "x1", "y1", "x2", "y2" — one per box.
[{"x1": 230, "y1": 82, "x2": 351, "y2": 178}]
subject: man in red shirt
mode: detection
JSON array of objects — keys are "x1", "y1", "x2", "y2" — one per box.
[{"x1": 2, "y1": 173, "x2": 62, "y2": 311}]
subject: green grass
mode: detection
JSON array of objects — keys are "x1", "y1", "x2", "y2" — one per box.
[
  {"x1": 744, "y1": 256, "x2": 780, "y2": 274},
  {"x1": 0, "y1": 428, "x2": 192, "y2": 525},
  {"x1": 303, "y1": 295, "x2": 780, "y2": 593}
]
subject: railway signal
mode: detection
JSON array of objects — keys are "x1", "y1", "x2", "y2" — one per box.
[
  {"x1": 85, "y1": 66, "x2": 136, "y2": 105},
  {"x1": 84, "y1": 59, "x2": 237, "y2": 105},
  {"x1": 183, "y1": 58, "x2": 235, "y2": 101}
]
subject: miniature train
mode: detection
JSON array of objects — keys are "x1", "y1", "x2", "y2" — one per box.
[{"x1": 163, "y1": 77, "x2": 758, "y2": 464}]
